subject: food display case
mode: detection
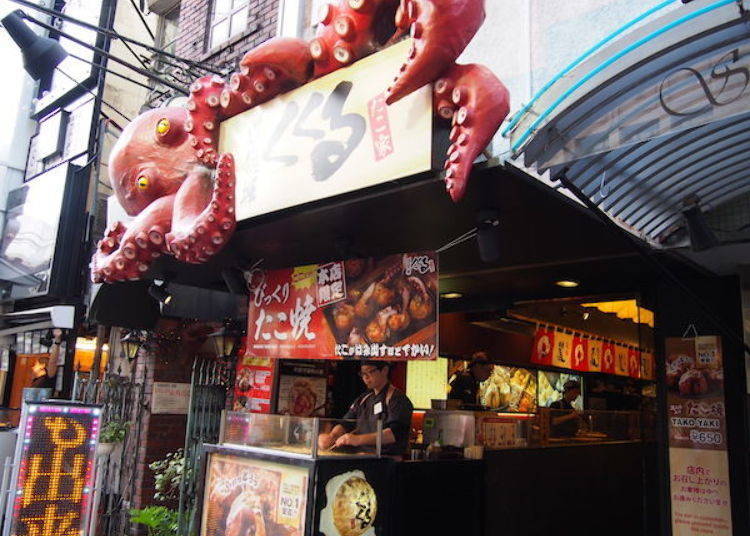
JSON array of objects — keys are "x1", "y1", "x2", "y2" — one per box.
[
  {"x1": 538, "y1": 408, "x2": 641, "y2": 445},
  {"x1": 198, "y1": 412, "x2": 394, "y2": 536}
]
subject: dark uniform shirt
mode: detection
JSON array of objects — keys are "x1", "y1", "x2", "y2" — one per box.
[
  {"x1": 448, "y1": 371, "x2": 479, "y2": 405},
  {"x1": 549, "y1": 398, "x2": 579, "y2": 437},
  {"x1": 342, "y1": 384, "x2": 414, "y2": 456}
]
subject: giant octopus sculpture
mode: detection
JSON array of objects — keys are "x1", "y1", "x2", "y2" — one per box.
[{"x1": 91, "y1": 0, "x2": 510, "y2": 283}]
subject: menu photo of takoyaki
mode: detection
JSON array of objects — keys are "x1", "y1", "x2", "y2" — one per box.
[
  {"x1": 325, "y1": 253, "x2": 438, "y2": 352},
  {"x1": 479, "y1": 366, "x2": 538, "y2": 413},
  {"x1": 201, "y1": 455, "x2": 307, "y2": 536},
  {"x1": 277, "y1": 375, "x2": 328, "y2": 417},
  {"x1": 319, "y1": 471, "x2": 378, "y2": 536},
  {"x1": 666, "y1": 354, "x2": 723, "y2": 397}
]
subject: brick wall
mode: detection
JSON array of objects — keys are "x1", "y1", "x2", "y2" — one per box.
[{"x1": 176, "y1": 0, "x2": 281, "y2": 69}]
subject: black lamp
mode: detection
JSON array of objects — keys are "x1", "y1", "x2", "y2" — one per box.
[
  {"x1": 208, "y1": 324, "x2": 239, "y2": 358},
  {"x1": 683, "y1": 205, "x2": 719, "y2": 252},
  {"x1": 1, "y1": 10, "x2": 67, "y2": 81},
  {"x1": 148, "y1": 280, "x2": 172, "y2": 305},
  {"x1": 120, "y1": 330, "x2": 142, "y2": 360}
]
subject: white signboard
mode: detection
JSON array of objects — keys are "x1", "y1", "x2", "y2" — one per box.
[
  {"x1": 151, "y1": 382, "x2": 191, "y2": 414},
  {"x1": 219, "y1": 38, "x2": 433, "y2": 222}
]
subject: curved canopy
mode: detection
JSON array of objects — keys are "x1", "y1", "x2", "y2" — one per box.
[{"x1": 503, "y1": 0, "x2": 750, "y2": 244}]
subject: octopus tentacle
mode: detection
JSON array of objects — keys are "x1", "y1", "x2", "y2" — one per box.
[
  {"x1": 434, "y1": 63, "x2": 510, "y2": 201},
  {"x1": 220, "y1": 37, "x2": 314, "y2": 118},
  {"x1": 90, "y1": 196, "x2": 175, "y2": 283},
  {"x1": 186, "y1": 75, "x2": 227, "y2": 167},
  {"x1": 385, "y1": 0, "x2": 486, "y2": 105},
  {"x1": 165, "y1": 154, "x2": 236, "y2": 264},
  {"x1": 310, "y1": 0, "x2": 399, "y2": 78}
]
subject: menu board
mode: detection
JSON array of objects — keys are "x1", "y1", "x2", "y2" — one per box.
[
  {"x1": 538, "y1": 371, "x2": 583, "y2": 411},
  {"x1": 201, "y1": 454, "x2": 308, "y2": 536},
  {"x1": 478, "y1": 366, "x2": 537, "y2": 413},
  {"x1": 666, "y1": 336, "x2": 732, "y2": 535},
  {"x1": 246, "y1": 252, "x2": 438, "y2": 360},
  {"x1": 277, "y1": 375, "x2": 327, "y2": 417},
  {"x1": 406, "y1": 358, "x2": 448, "y2": 409}
]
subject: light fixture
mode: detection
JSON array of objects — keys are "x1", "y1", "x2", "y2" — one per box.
[
  {"x1": 148, "y1": 280, "x2": 172, "y2": 305},
  {"x1": 441, "y1": 292, "x2": 463, "y2": 299},
  {"x1": 683, "y1": 205, "x2": 719, "y2": 252},
  {"x1": 120, "y1": 331, "x2": 142, "y2": 361},
  {"x1": 477, "y1": 208, "x2": 501, "y2": 263},
  {"x1": 582, "y1": 312, "x2": 590, "y2": 320},
  {"x1": 556, "y1": 280, "x2": 580, "y2": 288},
  {"x1": 208, "y1": 324, "x2": 239, "y2": 358},
  {"x1": 1, "y1": 10, "x2": 67, "y2": 80}
]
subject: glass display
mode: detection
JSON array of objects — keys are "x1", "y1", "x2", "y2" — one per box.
[
  {"x1": 220, "y1": 412, "x2": 381, "y2": 458},
  {"x1": 538, "y1": 371, "x2": 584, "y2": 411},
  {"x1": 540, "y1": 409, "x2": 640, "y2": 444},
  {"x1": 478, "y1": 366, "x2": 537, "y2": 412}
]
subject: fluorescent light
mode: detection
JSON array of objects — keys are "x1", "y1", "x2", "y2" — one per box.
[
  {"x1": 441, "y1": 292, "x2": 463, "y2": 299},
  {"x1": 555, "y1": 280, "x2": 580, "y2": 288}
]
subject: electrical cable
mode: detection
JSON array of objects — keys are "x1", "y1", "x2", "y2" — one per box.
[
  {"x1": 554, "y1": 168, "x2": 750, "y2": 356},
  {"x1": 126, "y1": 0, "x2": 156, "y2": 42},
  {"x1": 8, "y1": 0, "x2": 225, "y2": 74},
  {"x1": 68, "y1": 51, "x2": 161, "y2": 93},
  {"x1": 437, "y1": 228, "x2": 478, "y2": 253},
  {"x1": 55, "y1": 67, "x2": 132, "y2": 122},
  {"x1": 22, "y1": 12, "x2": 189, "y2": 95}
]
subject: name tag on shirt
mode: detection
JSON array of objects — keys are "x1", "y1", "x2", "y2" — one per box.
[{"x1": 373, "y1": 402, "x2": 383, "y2": 416}]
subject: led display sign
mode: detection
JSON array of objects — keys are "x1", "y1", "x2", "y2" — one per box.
[{"x1": 5, "y1": 403, "x2": 101, "y2": 536}]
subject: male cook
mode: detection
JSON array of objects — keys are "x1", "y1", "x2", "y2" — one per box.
[
  {"x1": 318, "y1": 361, "x2": 414, "y2": 459},
  {"x1": 448, "y1": 351, "x2": 493, "y2": 406}
]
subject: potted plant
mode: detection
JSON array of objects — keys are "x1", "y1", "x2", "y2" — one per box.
[{"x1": 97, "y1": 420, "x2": 129, "y2": 456}]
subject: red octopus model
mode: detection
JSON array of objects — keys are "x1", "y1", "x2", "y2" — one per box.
[{"x1": 91, "y1": 0, "x2": 510, "y2": 282}]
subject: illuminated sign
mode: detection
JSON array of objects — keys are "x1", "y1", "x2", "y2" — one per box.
[{"x1": 6, "y1": 403, "x2": 101, "y2": 536}]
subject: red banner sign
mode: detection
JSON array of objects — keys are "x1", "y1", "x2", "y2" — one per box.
[
  {"x1": 530, "y1": 327, "x2": 554, "y2": 365},
  {"x1": 246, "y1": 252, "x2": 438, "y2": 360},
  {"x1": 571, "y1": 335, "x2": 588, "y2": 372},
  {"x1": 602, "y1": 342, "x2": 616, "y2": 374}
]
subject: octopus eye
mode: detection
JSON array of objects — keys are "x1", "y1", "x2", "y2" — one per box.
[
  {"x1": 136, "y1": 176, "x2": 149, "y2": 190},
  {"x1": 156, "y1": 118, "x2": 170, "y2": 135}
]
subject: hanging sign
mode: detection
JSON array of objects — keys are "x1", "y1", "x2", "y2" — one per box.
[
  {"x1": 588, "y1": 338, "x2": 602, "y2": 372},
  {"x1": 530, "y1": 327, "x2": 554, "y2": 365},
  {"x1": 220, "y1": 38, "x2": 433, "y2": 222},
  {"x1": 552, "y1": 331, "x2": 573, "y2": 369},
  {"x1": 571, "y1": 335, "x2": 588, "y2": 372},
  {"x1": 666, "y1": 336, "x2": 732, "y2": 536},
  {"x1": 640, "y1": 351, "x2": 654, "y2": 381},
  {"x1": 601, "y1": 342, "x2": 616, "y2": 374},
  {"x1": 628, "y1": 347, "x2": 641, "y2": 379},
  {"x1": 614, "y1": 344, "x2": 629, "y2": 376},
  {"x1": 245, "y1": 252, "x2": 438, "y2": 360},
  {"x1": 6, "y1": 402, "x2": 101, "y2": 536}
]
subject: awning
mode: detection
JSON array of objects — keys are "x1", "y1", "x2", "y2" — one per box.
[
  {"x1": 502, "y1": 0, "x2": 750, "y2": 244},
  {"x1": 0, "y1": 305, "x2": 76, "y2": 337}
]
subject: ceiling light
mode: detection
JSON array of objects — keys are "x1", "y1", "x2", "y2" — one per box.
[
  {"x1": 148, "y1": 281, "x2": 172, "y2": 305},
  {"x1": 555, "y1": 280, "x2": 579, "y2": 288},
  {"x1": 441, "y1": 292, "x2": 463, "y2": 299},
  {"x1": 582, "y1": 312, "x2": 590, "y2": 320}
]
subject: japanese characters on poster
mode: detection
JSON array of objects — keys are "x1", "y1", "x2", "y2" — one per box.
[
  {"x1": 234, "y1": 356, "x2": 275, "y2": 413},
  {"x1": 246, "y1": 252, "x2": 438, "y2": 360},
  {"x1": 201, "y1": 454, "x2": 308, "y2": 536},
  {"x1": 666, "y1": 336, "x2": 732, "y2": 536}
]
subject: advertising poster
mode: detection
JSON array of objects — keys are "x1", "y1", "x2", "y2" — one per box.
[
  {"x1": 551, "y1": 331, "x2": 572, "y2": 369},
  {"x1": 151, "y1": 382, "x2": 191, "y2": 414},
  {"x1": 530, "y1": 326, "x2": 554, "y2": 365},
  {"x1": 588, "y1": 338, "x2": 602, "y2": 372},
  {"x1": 538, "y1": 371, "x2": 584, "y2": 411},
  {"x1": 666, "y1": 336, "x2": 732, "y2": 535},
  {"x1": 246, "y1": 252, "x2": 438, "y2": 360},
  {"x1": 277, "y1": 375, "x2": 327, "y2": 417},
  {"x1": 201, "y1": 454, "x2": 308, "y2": 536},
  {"x1": 478, "y1": 366, "x2": 537, "y2": 413},
  {"x1": 8, "y1": 403, "x2": 101, "y2": 536},
  {"x1": 571, "y1": 335, "x2": 588, "y2": 372},
  {"x1": 234, "y1": 356, "x2": 275, "y2": 413}
]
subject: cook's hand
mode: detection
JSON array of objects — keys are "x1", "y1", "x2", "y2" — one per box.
[
  {"x1": 334, "y1": 433, "x2": 360, "y2": 448},
  {"x1": 318, "y1": 433, "x2": 334, "y2": 450}
]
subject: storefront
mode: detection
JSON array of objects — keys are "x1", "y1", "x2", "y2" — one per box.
[{"x1": 84, "y1": 2, "x2": 748, "y2": 535}]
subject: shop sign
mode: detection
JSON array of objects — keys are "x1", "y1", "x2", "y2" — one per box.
[
  {"x1": 570, "y1": 335, "x2": 588, "y2": 372},
  {"x1": 530, "y1": 327, "x2": 554, "y2": 365},
  {"x1": 666, "y1": 336, "x2": 732, "y2": 535},
  {"x1": 233, "y1": 355, "x2": 274, "y2": 414},
  {"x1": 219, "y1": 38, "x2": 433, "y2": 222},
  {"x1": 587, "y1": 339, "x2": 602, "y2": 372},
  {"x1": 551, "y1": 331, "x2": 572, "y2": 369},
  {"x1": 151, "y1": 382, "x2": 191, "y2": 415},
  {"x1": 246, "y1": 252, "x2": 438, "y2": 360},
  {"x1": 200, "y1": 453, "x2": 308, "y2": 536},
  {"x1": 6, "y1": 402, "x2": 101, "y2": 536}
]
